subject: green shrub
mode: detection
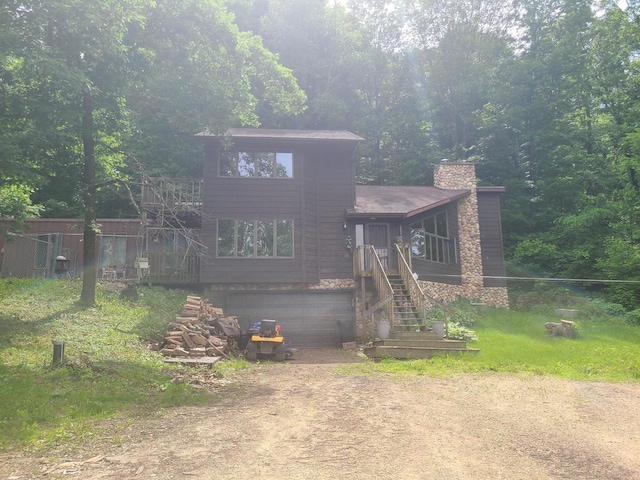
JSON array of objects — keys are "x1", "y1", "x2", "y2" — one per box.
[
  {"x1": 625, "y1": 309, "x2": 640, "y2": 325},
  {"x1": 446, "y1": 322, "x2": 478, "y2": 342}
]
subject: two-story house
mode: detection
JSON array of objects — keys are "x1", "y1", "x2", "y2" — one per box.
[{"x1": 196, "y1": 129, "x2": 508, "y2": 347}]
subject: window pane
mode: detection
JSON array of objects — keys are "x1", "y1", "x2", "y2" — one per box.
[
  {"x1": 219, "y1": 151, "x2": 235, "y2": 176},
  {"x1": 437, "y1": 237, "x2": 445, "y2": 263},
  {"x1": 276, "y1": 153, "x2": 293, "y2": 178},
  {"x1": 100, "y1": 235, "x2": 127, "y2": 268},
  {"x1": 217, "y1": 220, "x2": 235, "y2": 257},
  {"x1": 256, "y1": 152, "x2": 275, "y2": 177},
  {"x1": 257, "y1": 220, "x2": 274, "y2": 256},
  {"x1": 424, "y1": 216, "x2": 436, "y2": 234},
  {"x1": 411, "y1": 228, "x2": 425, "y2": 257},
  {"x1": 276, "y1": 220, "x2": 293, "y2": 257},
  {"x1": 436, "y1": 212, "x2": 448, "y2": 237},
  {"x1": 237, "y1": 152, "x2": 255, "y2": 177},
  {"x1": 237, "y1": 220, "x2": 255, "y2": 257},
  {"x1": 426, "y1": 235, "x2": 434, "y2": 261}
]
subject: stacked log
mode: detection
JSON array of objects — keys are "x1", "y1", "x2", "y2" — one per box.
[
  {"x1": 544, "y1": 319, "x2": 578, "y2": 338},
  {"x1": 160, "y1": 295, "x2": 242, "y2": 358}
]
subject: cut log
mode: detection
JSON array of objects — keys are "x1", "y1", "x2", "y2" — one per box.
[
  {"x1": 190, "y1": 333, "x2": 208, "y2": 346},
  {"x1": 175, "y1": 317, "x2": 199, "y2": 324},
  {"x1": 207, "y1": 337, "x2": 225, "y2": 348},
  {"x1": 181, "y1": 332, "x2": 197, "y2": 349},
  {"x1": 206, "y1": 345, "x2": 228, "y2": 357}
]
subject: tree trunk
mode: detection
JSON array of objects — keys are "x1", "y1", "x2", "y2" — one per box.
[{"x1": 80, "y1": 88, "x2": 97, "y2": 305}]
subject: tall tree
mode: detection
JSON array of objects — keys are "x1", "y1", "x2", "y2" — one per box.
[{"x1": 1, "y1": 0, "x2": 305, "y2": 304}]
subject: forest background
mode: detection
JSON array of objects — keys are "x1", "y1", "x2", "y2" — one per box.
[{"x1": 2, "y1": 0, "x2": 640, "y2": 309}]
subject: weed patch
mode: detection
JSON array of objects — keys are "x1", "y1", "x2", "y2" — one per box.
[{"x1": 0, "y1": 279, "x2": 214, "y2": 452}]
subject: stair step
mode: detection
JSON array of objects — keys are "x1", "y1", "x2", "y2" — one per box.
[
  {"x1": 364, "y1": 345, "x2": 479, "y2": 360},
  {"x1": 393, "y1": 332, "x2": 440, "y2": 339},
  {"x1": 374, "y1": 338, "x2": 467, "y2": 348}
]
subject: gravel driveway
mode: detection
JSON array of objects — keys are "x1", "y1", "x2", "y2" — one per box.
[{"x1": 2, "y1": 348, "x2": 640, "y2": 480}]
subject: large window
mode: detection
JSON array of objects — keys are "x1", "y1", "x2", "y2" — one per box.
[
  {"x1": 411, "y1": 212, "x2": 457, "y2": 264},
  {"x1": 99, "y1": 235, "x2": 128, "y2": 268},
  {"x1": 217, "y1": 219, "x2": 293, "y2": 258},
  {"x1": 219, "y1": 151, "x2": 293, "y2": 178}
]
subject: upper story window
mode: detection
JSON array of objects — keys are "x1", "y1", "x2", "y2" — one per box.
[
  {"x1": 410, "y1": 211, "x2": 457, "y2": 264},
  {"x1": 219, "y1": 151, "x2": 293, "y2": 178}
]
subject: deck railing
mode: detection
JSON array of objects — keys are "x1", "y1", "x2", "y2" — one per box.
[
  {"x1": 355, "y1": 245, "x2": 395, "y2": 330},
  {"x1": 395, "y1": 243, "x2": 429, "y2": 324},
  {"x1": 143, "y1": 252, "x2": 200, "y2": 284},
  {"x1": 395, "y1": 242, "x2": 450, "y2": 334},
  {"x1": 142, "y1": 177, "x2": 203, "y2": 212}
]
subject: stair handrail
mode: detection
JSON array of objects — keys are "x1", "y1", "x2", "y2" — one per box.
[
  {"x1": 395, "y1": 243, "x2": 452, "y2": 332},
  {"x1": 356, "y1": 245, "x2": 395, "y2": 330}
]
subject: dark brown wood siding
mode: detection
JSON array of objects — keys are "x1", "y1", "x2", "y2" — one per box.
[
  {"x1": 477, "y1": 192, "x2": 507, "y2": 287},
  {"x1": 403, "y1": 203, "x2": 462, "y2": 285},
  {"x1": 302, "y1": 153, "x2": 319, "y2": 282},
  {"x1": 199, "y1": 139, "x2": 356, "y2": 284},
  {"x1": 315, "y1": 148, "x2": 356, "y2": 279}
]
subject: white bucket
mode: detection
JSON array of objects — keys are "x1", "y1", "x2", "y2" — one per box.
[
  {"x1": 431, "y1": 321, "x2": 444, "y2": 339},
  {"x1": 377, "y1": 320, "x2": 391, "y2": 339}
]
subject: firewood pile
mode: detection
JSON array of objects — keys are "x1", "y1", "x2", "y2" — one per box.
[{"x1": 159, "y1": 295, "x2": 242, "y2": 358}]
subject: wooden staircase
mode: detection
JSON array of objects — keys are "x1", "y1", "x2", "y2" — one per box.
[
  {"x1": 355, "y1": 243, "x2": 478, "y2": 360},
  {"x1": 364, "y1": 331, "x2": 479, "y2": 360},
  {"x1": 387, "y1": 274, "x2": 422, "y2": 330}
]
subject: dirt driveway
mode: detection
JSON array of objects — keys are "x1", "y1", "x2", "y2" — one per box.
[{"x1": 2, "y1": 348, "x2": 640, "y2": 480}]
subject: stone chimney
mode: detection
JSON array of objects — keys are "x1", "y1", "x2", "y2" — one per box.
[{"x1": 434, "y1": 161, "x2": 483, "y2": 298}]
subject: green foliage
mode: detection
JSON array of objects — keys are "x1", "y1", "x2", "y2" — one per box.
[
  {"x1": 426, "y1": 300, "x2": 481, "y2": 341},
  {"x1": 445, "y1": 323, "x2": 478, "y2": 343},
  {"x1": 0, "y1": 184, "x2": 42, "y2": 220},
  {"x1": 3, "y1": 0, "x2": 640, "y2": 312},
  {"x1": 0, "y1": 279, "x2": 214, "y2": 451}
]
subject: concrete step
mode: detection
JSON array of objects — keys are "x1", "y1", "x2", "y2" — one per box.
[
  {"x1": 393, "y1": 331, "x2": 440, "y2": 339},
  {"x1": 364, "y1": 345, "x2": 479, "y2": 360},
  {"x1": 374, "y1": 338, "x2": 467, "y2": 348}
]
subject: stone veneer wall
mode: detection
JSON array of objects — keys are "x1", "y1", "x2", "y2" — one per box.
[
  {"x1": 434, "y1": 161, "x2": 509, "y2": 308},
  {"x1": 419, "y1": 280, "x2": 509, "y2": 308}
]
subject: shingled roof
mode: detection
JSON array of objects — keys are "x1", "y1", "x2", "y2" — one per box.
[
  {"x1": 195, "y1": 128, "x2": 364, "y2": 142},
  {"x1": 348, "y1": 185, "x2": 470, "y2": 219}
]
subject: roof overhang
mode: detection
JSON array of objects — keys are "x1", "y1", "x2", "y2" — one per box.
[
  {"x1": 347, "y1": 186, "x2": 471, "y2": 220},
  {"x1": 195, "y1": 128, "x2": 364, "y2": 143}
]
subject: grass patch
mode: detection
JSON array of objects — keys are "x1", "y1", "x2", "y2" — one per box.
[
  {"x1": 344, "y1": 309, "x2": 640, "y2": 381},
  {"x1": 0, "y1": 279, "x2": 214, "y2": 452}
]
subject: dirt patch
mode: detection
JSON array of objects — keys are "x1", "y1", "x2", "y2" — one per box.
[{"x1": 2, "y1": 349, "x2": 640, "y2": 480}]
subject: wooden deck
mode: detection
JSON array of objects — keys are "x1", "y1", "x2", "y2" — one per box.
[{"x1": 364, "y1": 332, "x2": 478, "y2": 360}]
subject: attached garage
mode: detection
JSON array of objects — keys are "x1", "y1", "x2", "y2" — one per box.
[{"x1": 224, "y1": 291, "x2": 355, "y2": 348}]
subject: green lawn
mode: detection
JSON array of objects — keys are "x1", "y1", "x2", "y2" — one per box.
[
  {"x1": 2, "y1": 279, "x2": 639, "y2": 451},
  {"x1": 0, "y1": 279, "x2": 215, "y2": 451},
  {"x1": 346, "y1": 309, "x2": 640, "y2": 381}
]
